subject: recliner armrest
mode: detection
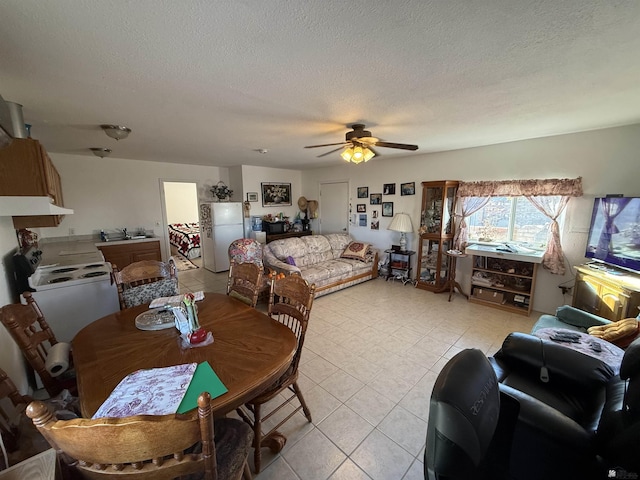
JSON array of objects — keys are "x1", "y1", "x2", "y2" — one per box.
[{"x1": 495, "y1": 332, "x2": 614, "y2": 393}]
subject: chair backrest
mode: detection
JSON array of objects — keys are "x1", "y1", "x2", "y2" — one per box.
[
  {"x1": 113, "y1": 259, "x2": 179, "y2": 309},
  {"x1": 226, "y1": 261, "x2": 263, "y2": 308},
  {"x1": 268, "y1": 274, "x2": 316, "y2": 380},
  {"x1": 424, "y1": 348, "x2": 501, "y2": 480},
  {"x1": 26, "y1": 391, "x2": 217, "y2": 479},
  {"x1": 228, "y1": 238, "x2": 264, "y2": 267},
  {"x1": 0, "y1": 292, "x2": 64, "y2": 397}
]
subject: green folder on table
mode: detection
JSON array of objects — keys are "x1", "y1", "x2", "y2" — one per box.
[{"x1": 177, "y1": 361, "x2": 228, "y2": 414}]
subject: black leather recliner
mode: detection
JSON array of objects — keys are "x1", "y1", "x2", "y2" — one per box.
[{"x1": 425, "y1": 334, "x2": 640, "y2": 480}]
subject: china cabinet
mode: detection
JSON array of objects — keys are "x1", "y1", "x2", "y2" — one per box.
[{"x1": 415, "y1": 181, "x2": 459, "y2": 292}]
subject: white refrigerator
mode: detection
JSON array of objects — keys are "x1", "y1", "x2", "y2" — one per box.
[{"x1": 199, "y1": 202, "x2": 244, "y2": 273}]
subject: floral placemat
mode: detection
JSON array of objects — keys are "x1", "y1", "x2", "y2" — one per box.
[{"x1": 92, "y1": 363, "x2": 197, "y2": 419}]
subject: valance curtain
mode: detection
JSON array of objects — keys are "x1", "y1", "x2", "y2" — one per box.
[{"x1": 456, "y1": 177, "x2": 582, "y2": 274}]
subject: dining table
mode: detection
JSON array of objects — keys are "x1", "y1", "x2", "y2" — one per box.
[{"x1": 72, "y1": 292, "x2": 297, "y2": 419}]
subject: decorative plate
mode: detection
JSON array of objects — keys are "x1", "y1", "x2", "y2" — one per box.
[{"x1": 135, "y1": 308, "x2": 175, "y2": 331}]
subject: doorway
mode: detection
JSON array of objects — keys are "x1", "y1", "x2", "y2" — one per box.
[
  {"x1": 318, "y1": 181, "x2": 349, "y2": 234},
  {"x1": 160, "y1": 181, "x2": 202, "y2": 268}
]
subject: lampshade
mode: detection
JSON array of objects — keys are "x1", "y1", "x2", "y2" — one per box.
[
  {"x1": 341, "y1": 145, "x2": 375, "y2": 164},
  {"x1": 90, "y1": 147, "x2": 112, "y2": 158},
  {"x1": 101, "y1": 124, "x2": 131, "y2": 140},
  {"x1": 388, "y1": 213, "x2": 414, "y2": 233}
]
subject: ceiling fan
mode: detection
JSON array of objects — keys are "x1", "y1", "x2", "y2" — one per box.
[{"x1": 304, "y1": 123, "x2": 419, "y2": 163}]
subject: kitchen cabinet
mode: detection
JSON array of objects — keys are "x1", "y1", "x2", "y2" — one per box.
[
  {"x1": 572, "y1": 264, "x2": 640, "y2": 321},
  {"x1": 0, "y1": 138, "x2": 66, "y2": 228},
  {"x1": 98, "y1": 239, "x2": 162, "y2": 270},
  {"x1": 416, "y1": 180, "x2": 459, "y2": 292}
]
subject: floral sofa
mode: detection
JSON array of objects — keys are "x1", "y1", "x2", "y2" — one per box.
[{"x1": 263, "y1": 233, "x2": 378, "y2": 297}]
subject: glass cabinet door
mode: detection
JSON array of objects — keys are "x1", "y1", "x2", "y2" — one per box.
[{"x1": 418, "y1": 238, "x2": 452, "y2": 288}]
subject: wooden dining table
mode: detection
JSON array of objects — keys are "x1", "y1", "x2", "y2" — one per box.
[{"x1": 72, "y1": 293, "x2": 297, "y2": 418}]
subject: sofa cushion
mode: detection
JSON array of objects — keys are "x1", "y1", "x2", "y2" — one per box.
[
  {"x1": 556, "y1": 305, "x2": 612, "y2": 328},
  {"x1": 341, "y1": 241, "x2": 371, "y2": 261},
  {"x1": 299, "y1": 259, "x2": 354, "y2": 285}
]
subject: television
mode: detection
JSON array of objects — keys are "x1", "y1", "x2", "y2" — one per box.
[{"x1": 585, "y1": 197, "x2": 640, "y2": 273}]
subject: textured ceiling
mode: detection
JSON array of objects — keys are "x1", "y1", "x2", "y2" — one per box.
[{"x1": 1, "y1": 0, "x2": 639, "y2": 169}]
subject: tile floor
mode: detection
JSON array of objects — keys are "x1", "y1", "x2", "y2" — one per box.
[{"x1": 177, "y1": 261, "x2": 537, "y2": 480}]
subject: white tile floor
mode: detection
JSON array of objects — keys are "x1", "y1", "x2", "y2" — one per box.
[{"x1": 177, "y1": 261, "x2": 537, "y2": 480}]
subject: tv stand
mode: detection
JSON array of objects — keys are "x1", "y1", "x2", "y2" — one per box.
[{"x1": 573, "y1": 264, "x2": 640, "y2": 321}]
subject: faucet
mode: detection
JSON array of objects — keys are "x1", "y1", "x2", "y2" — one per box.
[{"x1": 120, "y1": 228, "x2": 131, "y2": 240}]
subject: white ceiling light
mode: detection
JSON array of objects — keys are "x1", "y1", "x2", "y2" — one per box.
[
  {"x1": 90, "y1": 147, "x2": 112, "y2": 158},
  {"x1": 101, "y1": 124, "x2": 131, "y2": 140}
]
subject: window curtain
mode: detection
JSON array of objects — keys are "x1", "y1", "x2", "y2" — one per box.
[
  {"x1": 453, "y1": 196, "x2": 490, "y2": 250},
  {"x1": 524, "y1": 196, "x2": 570, "y2": 274},
  {"x1": 457, "y1": 177, "x2": 582, "y2": 275}
]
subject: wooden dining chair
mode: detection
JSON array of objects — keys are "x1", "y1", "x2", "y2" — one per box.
[
  {"x1": 237, "y1": 274, "x2": 316, "y2": 473},
  {"x1": 112, "y1": 258, "x2": 179, "y2": 309},
  {"x1": 0, "y1": 292, "x2": 75, "y2": 398},
  {"x1": 0, "y1": 367, "x2": 33, "y2": 459},
  {"x1": 26, "y1": 391, "x2": 254, "y2": 480},
  {"x1": 226, "y1": 261, "x2": 264, "y2": 308},
  {"x1": 228, "y1": 238, "x2": 271, "y2": 302}
]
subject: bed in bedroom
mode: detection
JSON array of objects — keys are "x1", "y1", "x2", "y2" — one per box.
[{"x1": 168, "y1": 222, "x2": 201, "y2": 259}]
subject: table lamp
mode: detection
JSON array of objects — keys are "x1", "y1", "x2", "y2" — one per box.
[{"x1": 388, "y1": 213, "x2": 413, "y2": 251}]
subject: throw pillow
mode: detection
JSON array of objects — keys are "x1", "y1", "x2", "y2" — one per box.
[
  {"x1": 286, "y1": 256, "x2": 296, "y2": 266},
  {"x1": 340, "y1": 241, "x2": 371, "y2": 262},
  {"x1": 588, "y1": 318, "x2": 640, "y2": 348}
]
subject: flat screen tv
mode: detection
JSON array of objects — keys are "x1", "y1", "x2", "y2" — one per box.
[{"x1": 585, "y1": 197, "x2": 640, "y2": 273}]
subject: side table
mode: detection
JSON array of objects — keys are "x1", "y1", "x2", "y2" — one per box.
[
  {"x1": 384, "y1": 249, "x2": 416, "y2": 285},
  {"x1": 445, "y1": 251, "x2": 468, "y2": 301}
]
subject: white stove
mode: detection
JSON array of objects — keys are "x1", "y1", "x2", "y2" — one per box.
[
  {"x1": 15, "y1": 248, "x2": 120, "y2": 343},
  {"x1": 29, "y1": 262, "x2": 113, "y2": 290}
]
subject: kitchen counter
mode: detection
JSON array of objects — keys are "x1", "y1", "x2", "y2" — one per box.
[
  {"x1": 93, "y1": 237, "x2": 159, "y2": 247},
  {"x1": 37, "y1": 235, "x2": 159, "y2": 267}
]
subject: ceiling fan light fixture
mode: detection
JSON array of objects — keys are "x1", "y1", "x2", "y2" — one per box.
[
  {"x1": 341, "y1": 147, "x2": 354, "y2": 162},
  {"x1": 340, "y1": 145, "x2": 375, "y2": 164},
  {"x1": 90, "y1": 147, "x2": 112, "y2": 158},
  {"x1": 101, "y1": 124, "x2": 131, "y2": 141},
  {"x1": 363, "y1": 147, "x2": 375, "y2": 162}
]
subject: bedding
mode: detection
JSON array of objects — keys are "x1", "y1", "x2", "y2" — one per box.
[{"x1": 168, "y1": 222, "x2": 201, "y2": 259}]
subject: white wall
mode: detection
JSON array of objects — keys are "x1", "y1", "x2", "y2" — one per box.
[
  {"x1": 240, "y1": 165, "x2": 303, "y2": 236},
  {"x1": 164, "y1": 182, "x2": 199, "y2": 224},
  {"x1": 302, "y1": 124, "x2": 640, "y2": 315},
  {"x1": 0, "y1": 217, "x2": 30, "y2": 394},
  {"x1": 37, "y1": 154, "x2": 227, "y2": 260}
]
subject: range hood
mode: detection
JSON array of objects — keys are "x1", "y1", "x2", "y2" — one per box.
[{"x1": 0, "y1": 196, "x2": 74, "y2": 216}]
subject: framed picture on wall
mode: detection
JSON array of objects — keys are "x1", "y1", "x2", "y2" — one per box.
[
  {"x1": 401, "y1": 182, "x2": 415, "y2": 196},
  {"x1": 383, "y1": 183, "x2": 396, "y2": 195},
  {"x1": 357, "y1": 204, "x2": 366, "y2": 213},
  {"x1": 357, "y1": 186, "x2": 369, "y2": 198},
  {"x1": 359, "y1": 214, "x2": 367, "y2": 226},
  {"x1": 371, "y1": 220, "x2": 379, "y2": 230},
  {"x1": 261, "y1": 182, "x2": 292, "y2": 207},
  {"x1": 370, "y1": 193, "x2": 382, "y2": 205},
  {"x1": 382, "y1": 202, "x2": 394, "y2": 217},
  {"x1": 246, "y1": 192, "x2": 258, "y2": 202}
]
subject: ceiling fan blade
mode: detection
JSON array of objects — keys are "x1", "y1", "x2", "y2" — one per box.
[
  {"x1": 304, "y1": 142, "x2": 348, "y2": 149},
  {"x1": 316, "y1": 146, "x2": 346, "y2": 158},
  {"x1": 375, "y1": 141, "x2": 419, "y2": 151}
]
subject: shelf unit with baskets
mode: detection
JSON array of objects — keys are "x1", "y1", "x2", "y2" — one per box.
[{"x1": 466, "y1": 245, "x2": 544, "y2": 316}]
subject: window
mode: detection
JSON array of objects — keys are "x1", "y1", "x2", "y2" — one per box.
[{"x1": 467, "y1": 196, "x2": 557, "y2": 247}]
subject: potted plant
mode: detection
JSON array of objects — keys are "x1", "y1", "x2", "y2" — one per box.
[{"x1": 211, "y1": 182, "x2": 233, "y2": 201}]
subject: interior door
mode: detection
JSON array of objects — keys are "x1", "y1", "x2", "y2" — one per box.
[{"x1": 319, "y1": 181, "x2": 349, "y2": 234}]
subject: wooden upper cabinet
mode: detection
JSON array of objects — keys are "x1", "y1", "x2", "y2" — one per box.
[{"x1": 0, "y1": 138, "x2": 66, "y2": 228}]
